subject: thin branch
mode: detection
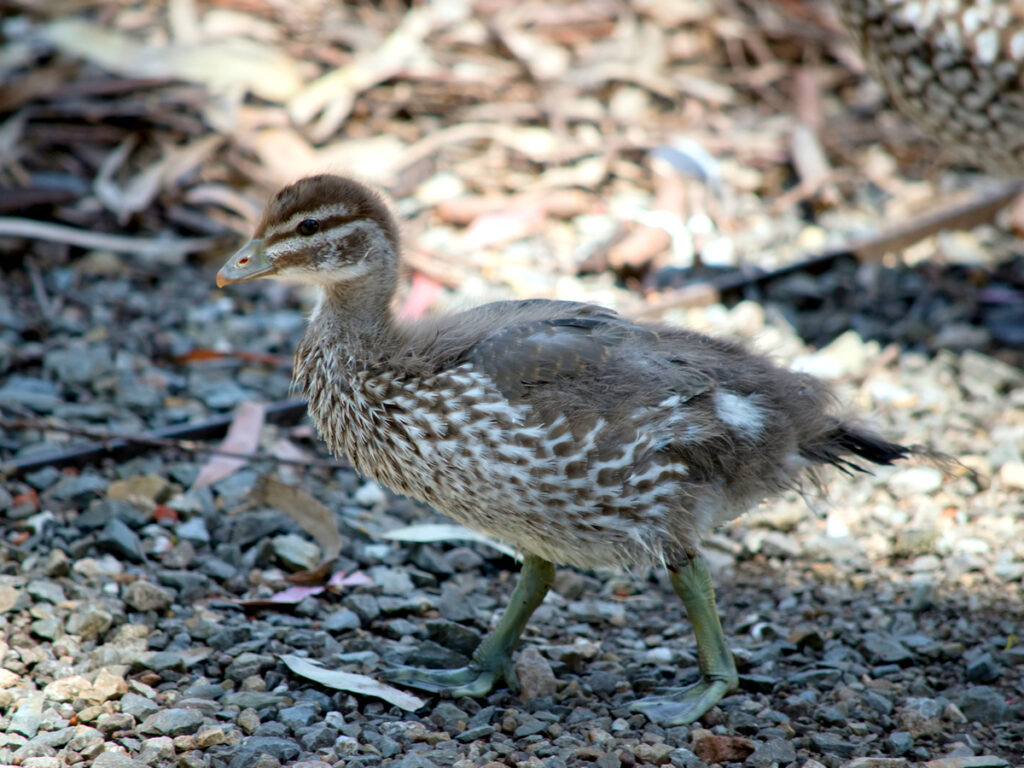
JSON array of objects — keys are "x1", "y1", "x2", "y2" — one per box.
[
  {"x1": 0, "y1": 399, "x2": 344, "y2": 476},
  {"x1": 0, "y1": 217, "x2": 222, "y2": 256},
  {"x1": 0, "y1": 414, "x2": 345, "y2": 470}
]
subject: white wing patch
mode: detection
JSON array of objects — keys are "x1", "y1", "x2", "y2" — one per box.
[{"x1": 714, "y1": 389, "x2": 766, "y2": 438}]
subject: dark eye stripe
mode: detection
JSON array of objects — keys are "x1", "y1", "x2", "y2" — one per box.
[{"x1": 265, "y1": 214, "x2": 363, "y2": 247}]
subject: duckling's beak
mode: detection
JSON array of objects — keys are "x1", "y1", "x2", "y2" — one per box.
[{"x1": 216, "y1": 239, "x2": 275, "y2": 287}]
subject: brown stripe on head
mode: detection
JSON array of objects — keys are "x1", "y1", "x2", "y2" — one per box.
[
  {"x1": 264, "y1": 214, "x2": 361, "y2": 249},
  {"x1": 254, "y1": 175, "x2": 400, "y2": 252}
]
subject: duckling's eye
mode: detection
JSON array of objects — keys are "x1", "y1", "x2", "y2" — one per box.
[{"x1": 297, "y1": 219, "x2": 320, "y2": 237}]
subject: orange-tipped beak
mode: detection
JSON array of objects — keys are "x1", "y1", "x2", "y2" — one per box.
[{"x1": 216, "y1": 239, "x2": 274, "y2": 287}]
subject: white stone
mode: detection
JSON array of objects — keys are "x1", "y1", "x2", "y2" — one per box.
[
  {"x1": 353, "y1": 481, "x2": 387, "y2": 508},
  {"x1": 998, "y1": 461, "x2": 1024, "y2": 490},
  {"x1": 887, "y1": 467, "x2": 944, "y2": 497}
]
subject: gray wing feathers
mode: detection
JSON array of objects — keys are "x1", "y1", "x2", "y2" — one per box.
[{"x1": 464, "y1": 311, "x2": 714, "y2": 407}]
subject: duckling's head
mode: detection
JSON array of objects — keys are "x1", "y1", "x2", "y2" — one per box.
[{"x1": 216, "y1": 175, "x2": 400, "y2": 289}]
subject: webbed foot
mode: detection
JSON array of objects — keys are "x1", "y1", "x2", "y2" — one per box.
[
  {"x1": 630, "y1": 673, "x2": 737, "y2": 724},
  {"x1": 381, "y1": 554, "x2": 554, "y2": 699},
  {"x1": 381, "y1": 657, "x2": 512, "y2": 698}
]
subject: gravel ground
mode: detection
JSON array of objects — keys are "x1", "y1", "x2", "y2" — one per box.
[{"x1": 1, "y1": 250, "x2": 1023, "y2": 768}]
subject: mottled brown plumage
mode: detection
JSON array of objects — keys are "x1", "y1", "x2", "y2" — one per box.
[
  {"x1": 837, "y1": 0, "x2": 1024, "y2": 173},
  {"x1": 217, "y1": 174, "x2": 909, "y2": 722}
]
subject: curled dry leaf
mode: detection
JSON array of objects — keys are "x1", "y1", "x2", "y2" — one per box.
[
  {"x1": 279, "y1": 654, "x2": 425, "y2": 712},
  {"x1": 241, "y1": 570, "x2": 373, "y2": 610},
  {"x1": 328, "y1": 570, "x2": 374, "y2": 588},
  {"x1": 191, "y1": 400, "x2": 265, "y2": 489},
  {"x1": 380, "y1": 523, "x2": 518, "y2": 559},
  {"x1": 490, "y1": 21, "x2": 571, "y2": 81},
  {"x1": 242, "y1": 585, "x2": 324, "y2": 609}
]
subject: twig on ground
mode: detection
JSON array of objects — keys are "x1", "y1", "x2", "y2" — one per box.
[
  {"x1": 0, "y1": 217, "x2": 221, "y2": 256},
  {"x1": 0, "y1": 399, "x2": 338, "y2": 476}
]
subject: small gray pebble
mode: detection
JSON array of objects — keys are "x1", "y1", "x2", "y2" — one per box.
[
  {"x1": 959, "y1": 686, "x2": 1010, "y2": 723},
  {"x1": 97, "y1": 518, "x2": 145, "y2": 562},
  {"x1": 120, "y1": 693, "x2": 161, "y2": 720},
  {"x1": 138, "y1": 708, "x2": 205, "y2": 737},
  {"x1": 278, "y1": 703, "x2": 318, "y2": 731},
  {"x1": 965, "y1": 652, "x2": 1002, "y2": 684},
  {"x1": 342, "y1": 593, "x2": 381, "y2": 623},
  {"x1": 324, "y1": 609, "x2": 361, "y2": 632}
]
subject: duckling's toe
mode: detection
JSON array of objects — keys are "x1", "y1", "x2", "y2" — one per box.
[
  {"x1": 630, "y1": 675, "x2": 734, "y2": 725},
  {"x1": 381, "y1": 661, "x2": 505, "y2": 698}
]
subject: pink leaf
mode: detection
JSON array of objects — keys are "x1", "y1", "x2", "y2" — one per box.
[
  {"x1": 328, "y1": 570, "x2": 373, "y2": 588},
  {"x1": 191, "y1": 400, "x2": 266, "y2": 488},
  {"x1": 268, "y1": 585, "x2": 325, "y2": 603}
]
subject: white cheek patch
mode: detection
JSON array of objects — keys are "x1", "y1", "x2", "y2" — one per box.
[
  {"x1": 275, "y1": 260, "x2": 373, "y2": 285},
  {"x1": 713, "y1": 389, "x2": 766, "y2": 438}
]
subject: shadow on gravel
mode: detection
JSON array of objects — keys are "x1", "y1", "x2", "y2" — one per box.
[{"x1": 653, "y1": 254, "x2": 1024, "y2": 366}]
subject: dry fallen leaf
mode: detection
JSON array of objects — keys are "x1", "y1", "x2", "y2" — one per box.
[
  {"x1": 279, "y1": 654, "x2": 425, "y2": 712},
  {"x1": 328, "y1": 570, "x2": 373, "y2": 588},
  {"x1": 243, "y1": 129, "x2": 407, "y2": 188},
  {"x1": 241, "y1": 585, "x2": 324, "y2": 609},
  {"x1": 254, "y1": 476, "x2": 343, "y2": 572},
  {"x1": 380, "y1": 523, "x2": 518, "y2": 559},
  {"x1": 191, "y1": 400, "x2": 265, "y2": 489},
  {"x1": 240, "y1": 570, "x2": 373, "y2": 610},
  {"x1": 173, "y1": 348, "x2": 290, "y2": 366},
  {"x1": 39, "y1": 19, "x2": 304, "y2": 102}
]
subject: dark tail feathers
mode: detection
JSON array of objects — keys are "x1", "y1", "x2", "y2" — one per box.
[
  {"x1": 802, "y1": 423, "x2": 909, "y2": 475},
  {"x1": 834, "y1": 426, "x2": 909, "y2": 466}
]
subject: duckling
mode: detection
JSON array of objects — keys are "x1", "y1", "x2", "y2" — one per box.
[{"x1": 216, "y1": 174, "x2": 908, "y2": 724}]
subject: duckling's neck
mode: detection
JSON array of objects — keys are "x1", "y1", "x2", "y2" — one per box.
[
  {"x1": 293, "y1": 277, "x2": 412, "y2": 468},
  {"x1": 308, "y1": 280, "x2": 403, "y2": 369}
]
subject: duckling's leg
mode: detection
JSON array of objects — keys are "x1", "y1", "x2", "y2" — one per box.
[
  {"x1": 383, "y1": 553, "x2": 555, "y2": 697},
  {"x1": 631, "y1": 554, "x2": 738, "y2": 724}
]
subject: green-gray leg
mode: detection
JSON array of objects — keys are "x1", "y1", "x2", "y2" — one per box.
[
  {"x1": 630, "y1": 554, "x2": 738, "y2": 724},
  {"x1": 383, "y1": 554, "x2": 555, "y2": 697}
]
